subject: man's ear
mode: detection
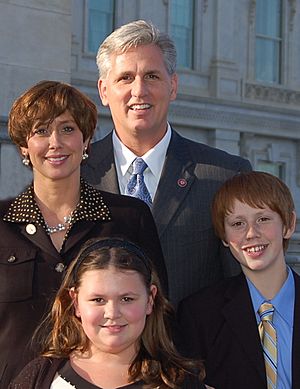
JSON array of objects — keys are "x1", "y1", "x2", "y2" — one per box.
[
  {"x1": 283, "y1": 210, "x2": 297, "y2": 239},
  {"x1": 170, "y1": 73, "x2": 178, "y2": 101},
  {"x1": 69, "y1": 288, "x2": 80, "y2": 318},
  {"x1": 98, "y1": 78, "x2": 109, "y2": 106}
]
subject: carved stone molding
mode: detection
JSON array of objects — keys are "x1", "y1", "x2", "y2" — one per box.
[
  {"x1": 249, "y1": 0, "x2": 256, "y2": 25},
  {"x1": 202, "y1": 0, "x2": 208, "y2": 13},
  {"x1": 169, "y1": 102, "x2": 300, "y2": 134},
  {"x1": 245, "y1": 83, "x2": 300, "y2": 105},
  {"x1": 288, "y1": 0, "x2": 297, "y2": 31}
]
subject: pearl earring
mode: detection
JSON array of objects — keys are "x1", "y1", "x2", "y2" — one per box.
[
  {"x1": 82, "y1": 147, "x2": 88, "y2": 161},
  {"x1": 22, "y1": 155, "x2": 30, "y2": 166}
]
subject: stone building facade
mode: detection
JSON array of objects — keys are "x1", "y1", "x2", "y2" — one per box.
[{"x1": 0, "y1": 0, "x2": 299, "y2": 268}]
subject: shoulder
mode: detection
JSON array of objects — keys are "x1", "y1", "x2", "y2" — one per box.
[
  {"x1": 9, "y1": 357, "x2": 65, "y2": 388},
  {"x1": 178, "y1": 274, "x2": 243, "y2": 313},
  {"x1": 0, "y1": 198, "x2": 14, "y2": 216},
  {"x1": 170, "y1": 130, "x2": 251, "y2": 171}
]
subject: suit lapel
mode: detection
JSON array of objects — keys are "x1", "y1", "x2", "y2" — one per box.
[
  {"x1": 292, "y1": 271, "x2": 300, "y2": 389},
  {"x1": 222, "y1": 275, "x2": 266, "y2": 384},
  {"x1": 152, "y1": 131, "x2": 195, "y2": 237},
  {"x1": 86, "y1": 134, "x2": 120, "y2": 193}
]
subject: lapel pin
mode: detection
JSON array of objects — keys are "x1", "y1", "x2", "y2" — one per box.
[
  {"x1": 177, "y1": 178, "x2": 187, "y2": 188},
  {"x1": 25, "y1": 223, "x2": 37, "y2": 235}
]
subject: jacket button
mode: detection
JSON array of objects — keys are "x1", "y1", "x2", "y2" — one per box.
[{"x1": 7, "y1": 255, "x2": 16, "y2": 263}]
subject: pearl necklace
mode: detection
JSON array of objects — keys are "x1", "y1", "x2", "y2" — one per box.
[{"x1": 45, "y1": 215, "x2": 72, "y2": 235}]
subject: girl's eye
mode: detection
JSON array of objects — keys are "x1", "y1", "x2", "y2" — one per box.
[
  {"x1": 122, "y1": 296, "x2": 134, "y2": 303},
  {"x1": 92, "y1": 298, "x2": 105, "y2": 304}
]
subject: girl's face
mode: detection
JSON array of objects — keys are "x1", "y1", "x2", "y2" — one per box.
[{"x1": 71, "y1": 266, "x2": 156, "y2": 358}]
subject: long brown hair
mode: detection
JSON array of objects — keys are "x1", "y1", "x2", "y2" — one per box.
[{"x1": 38, "y1": 238, "x2": 204, "y2": 388}]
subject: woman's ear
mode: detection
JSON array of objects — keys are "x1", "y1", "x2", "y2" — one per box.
[
  {"x1": 69, "y1": 288, "x2": 80, "y2": 318},
  {"x1": 146, "y1": 285, "x2": 157, "y2": 315}
]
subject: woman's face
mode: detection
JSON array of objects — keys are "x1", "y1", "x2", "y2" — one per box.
[
  {"x1": 20, "y1": 110, "x2": 88, "y2": 183},
  {"x1": 71, "y1": 266, "x2": 156, "y2": 358}
]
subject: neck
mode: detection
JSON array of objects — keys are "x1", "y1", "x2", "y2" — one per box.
[
  {"x1": 244, "y1": 260, "x2": 288, "y2": 300},
  {"x1": 115, "y1": 126, "x2": 167, "y2": 156},
  {"x1": 33, "y1": 174, "x2": 81, "y2": 222}
]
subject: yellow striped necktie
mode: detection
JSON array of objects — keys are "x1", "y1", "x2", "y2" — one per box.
[{"x1": 258, "y1": 302, "x2": 277, "y2": 389}]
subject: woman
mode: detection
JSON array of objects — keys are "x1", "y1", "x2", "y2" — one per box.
[
  {"x1": 0, "y1": 81, "x2": 167, "y2": 388},
  {"x1": 9, "y1": 237, "x2": 205, "y2": 389}
]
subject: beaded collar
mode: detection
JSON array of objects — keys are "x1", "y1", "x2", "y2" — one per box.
[{"x1": 3, "y1": 179, "x2": 112, "y2": 232}]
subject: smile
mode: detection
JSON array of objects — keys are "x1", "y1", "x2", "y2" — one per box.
[
  {"x1": 244, "y1": 244, "x2": 268, "y2": 253},
  {"x1": 129, "y1": 104, "x2": 151, "y2": 111},
  {"x1": 46, "y1": 156, "x2": 68, "y2": 162}
]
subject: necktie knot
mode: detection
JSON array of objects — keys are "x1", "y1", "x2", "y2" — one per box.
[
  {"x1": 125, "y1": 158, "x2": 152, "y2": 207},
  {"x1": 132, "y1": 158, "x2": 148, "y2": 175},
  {"x1": 258, "y1": 302, "x2": 274, "y2": 322}
]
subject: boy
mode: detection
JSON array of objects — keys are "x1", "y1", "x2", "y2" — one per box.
[{"x1": 177, "y1": 171, "x2": 300, "y2": 389}]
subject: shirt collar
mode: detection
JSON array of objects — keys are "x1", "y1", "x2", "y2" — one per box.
[
  {"x1": 3, "y1": 179, "x2": 112, "y2": 228},
  {"x1": 247, "y1": 266, "x2": 295, "y2": 327},
  {"x1": 113, "y1": 123, "x2": 172, "y2": 178}
]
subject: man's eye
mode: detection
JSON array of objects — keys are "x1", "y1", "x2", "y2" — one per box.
[{"x1": 145, "y1": 74, "x2": 159, "y2": 80}]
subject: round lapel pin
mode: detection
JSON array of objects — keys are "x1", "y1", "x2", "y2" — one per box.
[{"x1": 177, "y1": 178, "x2": 187, "y2": 188}]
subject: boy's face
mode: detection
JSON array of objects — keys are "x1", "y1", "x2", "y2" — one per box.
[{"x1": 223, "y1": 199, "x2": 295, "y2": 277}]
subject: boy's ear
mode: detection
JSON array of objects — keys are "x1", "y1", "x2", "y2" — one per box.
[
  {"x1": 283, "y1": 211, "x2": 296, "y2": 239},
  {"x1": 222, "y1": 240, "x2": 229, "y2": 247}
]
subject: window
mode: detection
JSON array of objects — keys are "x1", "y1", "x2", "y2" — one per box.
[
  {"x1": 170, "y1": 0, "x2": 195, "y2": 69},
  {"x1": 256, "y1": 160, "x2": 285, "y2": 180},
  {"x1": 87, "y1": 0, "x2": 114, "y2": 53},
  {"x1": 255, "y1": 0, "x2": 282, "y2": 83}
]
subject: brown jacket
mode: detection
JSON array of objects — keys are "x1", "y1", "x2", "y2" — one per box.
[{"x1": 0, "y1": 187, "x2": 167, "y2": 388}]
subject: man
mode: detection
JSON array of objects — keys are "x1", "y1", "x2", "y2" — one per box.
[{"x1": 82, "y1": 20, "x2": 252, "y2": 305}]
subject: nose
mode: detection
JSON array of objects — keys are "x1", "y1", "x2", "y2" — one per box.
[
  {"x1": 103, "y1": 301, "x2": 121, "y2": 320},
  {"x1": 48, "y1": 130, "x2": 62, "y2": 149},
  {"x1": 246, "y1": 223, "x2": 260, "y2": 240},
  {"x1": 131, "y1": 77, "x2": 147, "y2": 98}
]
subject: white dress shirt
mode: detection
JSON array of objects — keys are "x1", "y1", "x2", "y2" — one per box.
[{"x1": 113, "y1": 124, "x2": 171, "y2": 202}]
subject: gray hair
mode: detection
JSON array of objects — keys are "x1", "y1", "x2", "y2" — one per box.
[{"x1": 96, "y1": 20, "x2": 177, "y2": 78}]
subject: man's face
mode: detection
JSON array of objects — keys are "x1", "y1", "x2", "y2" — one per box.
[{"x1": 98, "y1": 44, "x2": 177, "y2": 146}]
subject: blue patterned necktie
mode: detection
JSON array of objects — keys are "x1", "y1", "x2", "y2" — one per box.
[
  {"x1": 258, "y1": 302, "x2": 277, "y2": 389},
  {"x1": 125, "y1": 158, "x2": 152, "y2": 207}
]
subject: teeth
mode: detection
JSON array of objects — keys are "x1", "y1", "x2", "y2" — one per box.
[
  {"x1": 246, "y1": 245, "x2": 266, "y2": 253},
  {"x1": 130, "y1": 104, "x2": 151, "y2": 110},
  {"x1": 47, "y1": 156, "x2": 67, "y2": 162}
]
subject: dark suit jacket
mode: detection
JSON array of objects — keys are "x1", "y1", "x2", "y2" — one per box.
[
  {"x1": 82, "y1": 129, "x2": 252, "y2": 305},
  {"x1": 177, "y1": 271, "x2": 300, "y2": 389},
  {"x1": 0, "y1": 189, "x2": 167, "y2": 389}
]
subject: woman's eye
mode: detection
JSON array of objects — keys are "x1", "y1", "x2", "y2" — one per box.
[
  {"x1": 61, "y1": 126, "x2": 74, "y2": 133},
  {"x1": 33, "y1": 128, "x2": 48, "y2": 136}
]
